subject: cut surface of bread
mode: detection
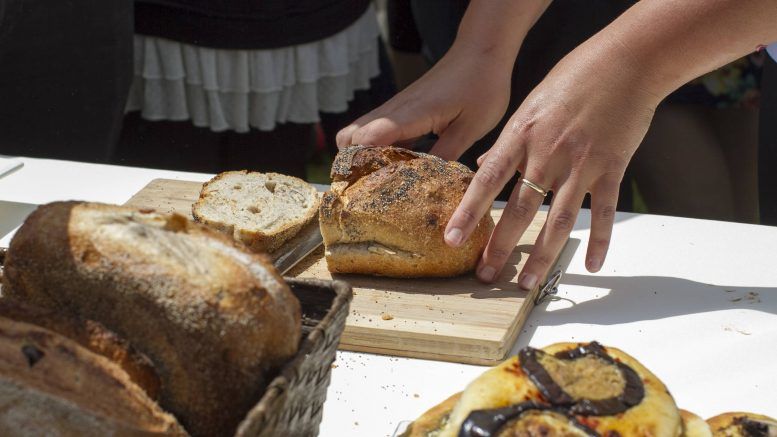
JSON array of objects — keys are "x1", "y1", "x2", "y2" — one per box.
[
  {"x1": 0, "y1": 316, "x2": 185, "y2": 436},
  {"x1": 193, "y1": 171, "x2": 320, "y2": 253},
  {"x1": 2, "y1": 201, "x2": 301, "y2": 436},
  {"x1": 320, "y1": 146, "x2": 494, "y2": 277}
]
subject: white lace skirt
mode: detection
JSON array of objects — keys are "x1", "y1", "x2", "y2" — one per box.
[{"x1": 126, "y1": 4, "x2": 381, "y2": 133}]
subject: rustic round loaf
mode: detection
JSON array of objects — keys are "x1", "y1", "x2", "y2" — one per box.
[
  {"x1": 1, "y1": 201, "x2": 301, "y2": 436},
  {"x1": 0, "y1": 300, "x2": 161, "y2": 401},
  {"x1": 320, "y1": 146, "x2": 494, "y2": 277},
  {"x1": 0, "y1": 316, "x2": 186, "y2": 436}
]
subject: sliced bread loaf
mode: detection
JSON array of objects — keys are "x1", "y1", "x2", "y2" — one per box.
[{"x1": 193, "y1": 171, "x2": 320, "y2": 253}]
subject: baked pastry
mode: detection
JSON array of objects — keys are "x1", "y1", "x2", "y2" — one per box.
[
  {"x1": 403, "y1": 341, "x2": 682, "y2": 436},
  {"x1": 707, "y1": 412, "x2": 777, "y2": 436},
  {"x1": 403, "y1": 393, "x2": 462, "y2": 436},
  {"x1": 193, "y1": 170, "x2": 320, "y2": 253},
  {"x1": 681, "y1": 410, "x2": 713, "y2": 437},
  {"x1": 320, "y1": 146, "x2": 494, "y2": 277},
  {"x1": 1, "y1": 201, "x2": 301, "y2": 436},
  {"x1": 0, "y1": 316, "x2": 185, "y2": 436}
]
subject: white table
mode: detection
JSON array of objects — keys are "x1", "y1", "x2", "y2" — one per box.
[{"x1": 2, "y1": 157, "x2": 776, "y2": 437}]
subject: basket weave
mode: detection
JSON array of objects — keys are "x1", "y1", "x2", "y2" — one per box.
[
  {"x1": 1, "y1": 248, "x2": 352, "y2": 437},
  {"x1": 235, "y1": 277, "x2": 353, "y2": 437}
]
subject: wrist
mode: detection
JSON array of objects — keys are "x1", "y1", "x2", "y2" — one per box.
[
  {"x1": 447, "y1": 36, "x2": 521, "y2": 69},
  {"x1": 450, "y1": 0, "x2": 550, "y2": 68},
  {"x1": 567, "y1": 32, "x2": 668, "y2": 109}
]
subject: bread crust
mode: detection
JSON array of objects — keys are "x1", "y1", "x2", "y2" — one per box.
[
  {"x1": 680, "y1": 410, "x2": 713, "y2": 437},
  {"x1": 0, "y1": 300, "x2": 161, "y2": 401},
  {"x1": 0, "y1": 316, "x2": 185, "y2": 436},
  {"x1": 707, "y1": 412, "x2": 777, "y2": 436},
  {"x1": 320, "y1": 146, "x2": 494, "y2": 277},
  {"x1": 193, "y1": 170, "x2": 320, "y2": 253},
  {"x1": 1, "y1": 201, "x2": 301, "y2": 436},
  {"x1": 402, "y1": 393, "x2": 461, "y2": 437}
]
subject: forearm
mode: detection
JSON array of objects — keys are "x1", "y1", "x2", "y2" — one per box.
[
  {"x1": 584, "y1": 0, "x2": 777, "y2": 102},
  {"x1": 452, "y1": 0, "x2": 552, "y2": 65}
]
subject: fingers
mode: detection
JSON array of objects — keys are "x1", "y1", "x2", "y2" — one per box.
[
  {"x1": 336, "y1": 100, "x2": 439, "y2": 149},
  {"x1": 585, "y1": 174, "x2": 621, "y2": 272},
  {"x1": 336, "y1": 123, "x2": 362, "y2": 149},
  {"x1": 351, "y1": 116, "x2": 419, "y2": 147},
  {"x1": 518, "y1": 183, "x2": 585, "y2": 291},
  {"x1": 445, "y1": 143, "x2": 523, "y2": 248},
  {"x1": 476, "y1": 176, "x2": 546, "y2": 283}
]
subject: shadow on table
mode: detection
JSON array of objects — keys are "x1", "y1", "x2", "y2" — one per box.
[
  {"x1": 557, "y1": 273, "x2": 776, "y2": 321},
  {"x1": 0, "y1": 200, "x2": 37, "y2": 243},
  {"x1": 512, "y1": 272, "x2": 777, "y2": 351}
]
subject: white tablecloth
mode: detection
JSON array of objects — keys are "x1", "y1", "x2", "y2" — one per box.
[{"x1": 1, "y1": 157, "x2": 775, "y2": 436}]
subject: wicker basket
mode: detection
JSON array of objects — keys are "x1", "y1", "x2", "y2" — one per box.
[
  {"x1": 235, "y1": 277, "x2": 352, "y2": 437},
  {"x1": 0, "y1": 248, "x2": 352, "y2": 437}
]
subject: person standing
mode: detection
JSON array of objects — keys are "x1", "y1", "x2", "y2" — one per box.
[
  {"x1": 0, "y1": 0, "x2": 133, "y2": 163},
  {"x1": 338, "y1": 0, "x2": 777, "y2": 289},
  {"x1": 117, "y1": 0, "x2": 395, "y2": 177}
]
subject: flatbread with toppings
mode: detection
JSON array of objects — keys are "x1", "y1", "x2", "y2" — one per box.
[
  {"x1": 707, "y1": 412, "x2": 777, "y2": 437},
  {"x1": 403, "y1": 341, "x2": 682, "y2": 437}
]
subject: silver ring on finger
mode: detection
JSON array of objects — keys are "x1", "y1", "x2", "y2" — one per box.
[{"x1": 521, "y1": 178, "x2": 549, "y2": 198}]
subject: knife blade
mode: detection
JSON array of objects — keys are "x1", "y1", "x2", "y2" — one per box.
[{"x1": 271, "y1": 219, "x2": 323, "y2": 275}]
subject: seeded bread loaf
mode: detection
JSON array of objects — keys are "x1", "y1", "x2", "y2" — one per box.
[
  {"x1": 0, "y1": 316, "x2": 186, "y2": 436},
  {"x1": 193, "y1": 171, "x2": 320, "y2": 253},
  {"x1": 320, "y1": 146, "x2": 494, "y2": 277},
  {"x1": 1, "y1": 201, "x2": 301, "y2": 436}
]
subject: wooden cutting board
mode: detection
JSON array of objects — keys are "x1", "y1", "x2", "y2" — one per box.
[{"x1": 125, "y1": 178, "x2": 563, "y2": 365}]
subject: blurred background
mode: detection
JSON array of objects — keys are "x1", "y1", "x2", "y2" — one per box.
[{"x1": 1, "y1": 0, "x2": 774, "y2": 224}]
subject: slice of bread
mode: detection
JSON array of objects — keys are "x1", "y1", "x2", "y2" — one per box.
[{"x1": 192, "y1": 171, "x2": 320, "y2": 253}]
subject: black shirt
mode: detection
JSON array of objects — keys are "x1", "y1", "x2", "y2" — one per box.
[{"x1": 135, "y1": 0, "x2": 371, "y2": 49}]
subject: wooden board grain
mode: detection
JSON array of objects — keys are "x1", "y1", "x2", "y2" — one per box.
[
  {"x1": 125, "y1": 179, "x2": 561, "y2": 365},
  {"x1": 124, "y1": 178, "x2": 321, "y2": 268},
  {"x1": 125, "y1": 179, "x2": 201, "y2": 215}
]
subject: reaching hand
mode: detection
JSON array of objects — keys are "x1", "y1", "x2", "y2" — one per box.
[
  {"x1": 336, "y1": 42, "x2": 513, "y2": 161},
  {"x1": 445, "y1": 45, "x2": 661, "y2": 290}
]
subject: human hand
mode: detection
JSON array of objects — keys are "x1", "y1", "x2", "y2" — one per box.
[
  {"x1": 445, "y1": 41, "x2": 663, "y2": 290},
  {"x1": 336, "y1": 42, "x2": 513, "y2": 160}
]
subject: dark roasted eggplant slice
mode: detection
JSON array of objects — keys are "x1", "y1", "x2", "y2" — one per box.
[
  {"x1": 519, "y1": 342, "x2": 644, "y2": 416},
  {"x1": 727, "y1": 417, "x2": 777, "y2": 437},
  {"x1": 459, "y1": 402, "x2": 598, "y2": 437}
]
